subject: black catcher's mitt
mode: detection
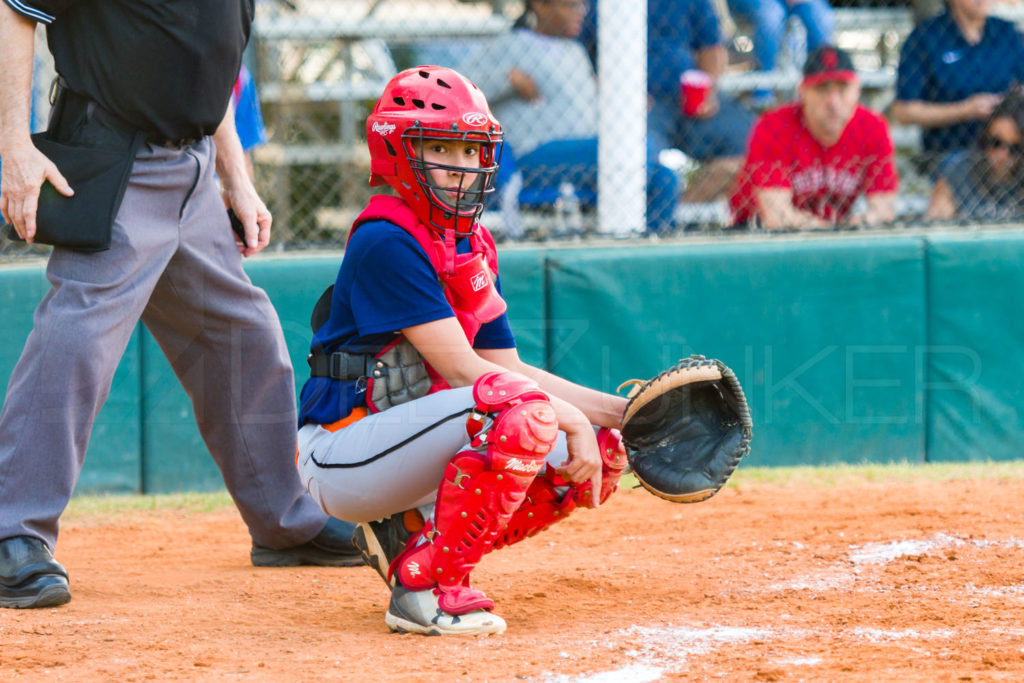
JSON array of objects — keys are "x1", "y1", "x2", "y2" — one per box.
[{"x1": 619, "y1": 355, "x2": 752, "y2": 503}]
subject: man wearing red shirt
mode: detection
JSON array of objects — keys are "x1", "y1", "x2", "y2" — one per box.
[{"x1": 730, "y1": 46, "x2": 899, "y2": 229}]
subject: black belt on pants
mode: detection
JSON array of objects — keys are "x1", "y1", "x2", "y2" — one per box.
[{"x1": 52, "y1": 77, "x2": 202, "y2": 149}]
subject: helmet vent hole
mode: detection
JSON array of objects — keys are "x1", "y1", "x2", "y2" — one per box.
[
  {"x1": 431, "y1": 103, "x2": 446, "y2": 110},
  {"x1": 392, "y1": 96, "x2": 405, "y2": 106},
  {"x1": 412, "y1": 99, "x2": 425, "y2": 109},
  {"x1": 383, "y1": 138, "x2": 397, "y2": 156},
  {"x1": 437, "y1": 78, "x2": 452, "y2": 89},
  {"x1": 418, "y1": 70, "x2": 430, "y2": 78}
]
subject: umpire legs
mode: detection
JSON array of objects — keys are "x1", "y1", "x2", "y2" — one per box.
[{"x1": 138, "y1": 141, "x2": 327, "y2": 549}]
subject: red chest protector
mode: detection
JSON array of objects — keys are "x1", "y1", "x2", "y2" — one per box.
[{"x1": 348, "y1": 195, "x2": 506, "y2": 342}]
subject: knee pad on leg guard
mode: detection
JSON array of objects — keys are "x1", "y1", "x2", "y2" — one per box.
[
  {"x1": 492, "y1": 427, "x2": 628, "y2": 550},
  {"x1": 393, "y1": 372, "x2": 558, "y2": 613}
]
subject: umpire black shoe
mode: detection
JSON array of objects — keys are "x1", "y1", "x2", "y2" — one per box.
[
  {"x1": 0, "y1": 536, "x2": 72, "y2": 609},
  {"x1": 352, "y1": 511, "x2": 418, "y2": 590},
  {"x1": 250, "y1": 517, "x2": 365, "y2": 567}
]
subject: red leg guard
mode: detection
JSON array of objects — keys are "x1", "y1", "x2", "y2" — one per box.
[
  {"x1": 492, "y1": 427, "x2": 628, "y2": 550},
  {"x1": 392, "y1": 372, "x2": 558, "y2": 614}
]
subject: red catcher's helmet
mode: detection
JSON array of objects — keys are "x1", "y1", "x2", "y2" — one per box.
[{"x1": 367, "y1": 66, "x2": 503, "y2": 237}]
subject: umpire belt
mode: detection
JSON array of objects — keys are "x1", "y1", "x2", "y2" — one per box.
[{"x1": 307, "y1": 350, "x2": 382, "y2": 380}]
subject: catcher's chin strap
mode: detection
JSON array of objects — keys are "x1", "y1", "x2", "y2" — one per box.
[
  {"x1": 492, "y1": 427, "x2": 627, "y2": 551},
  {"x1": 391, "y1": 371, "x2": 557, "y2": 615}
]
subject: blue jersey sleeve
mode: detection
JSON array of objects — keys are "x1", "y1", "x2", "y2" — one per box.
[{"x1": 347, "y1": 222, "x2": 456, "y2": 337}]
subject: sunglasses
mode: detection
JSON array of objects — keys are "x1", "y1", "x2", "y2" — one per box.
[{"x1": 981, "y1": 135, "x2": 1024, "y2": 154}]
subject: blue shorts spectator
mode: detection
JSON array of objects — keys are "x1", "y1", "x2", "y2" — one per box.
[
  {"x1": 648, "y1": 87, "x2": 754, "y2": 160},
  {"x1": 581, "y1": 0, "x2": 755, "y2": 163},
  {"x1": 726, "y1": 0, "x2": 835, "y2": 72},
  {"x1": 512, "y1": 137, "x2": 680, "y2": 235}
]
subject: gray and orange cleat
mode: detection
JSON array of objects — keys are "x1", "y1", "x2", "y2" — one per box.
[
  {"x1": 352, "y1": 510, "x2": 419, "y2": 590},
  {"x1": 384, "y1": 584, "x2": 506, "y2": 636}
]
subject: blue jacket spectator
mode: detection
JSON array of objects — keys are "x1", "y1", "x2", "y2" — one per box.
[
  {"x1": 459, "y1": 0, "x2": 680, "y2": 234},
  {"x1": 581, "y1": 0, "x2": 755, "y2": 202},
  {"x1": 893, "y1": 0, "x2": 1024, "y2": 160}
]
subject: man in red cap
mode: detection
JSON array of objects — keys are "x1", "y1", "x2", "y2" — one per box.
[{"x1": 730, "y1": 46, "x2": 899, "y2": 230}]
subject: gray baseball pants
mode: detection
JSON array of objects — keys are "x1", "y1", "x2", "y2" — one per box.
[
  {"x1": 296, "y1": 386, "x2": 571, "y2": 523},
  {"x1": 0, "y1": 136, "x2": 328, "y2": 550}
]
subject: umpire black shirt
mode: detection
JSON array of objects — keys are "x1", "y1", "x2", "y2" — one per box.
[{"x1": 4, "y1": 0, "x2": 253, "y2": 142}]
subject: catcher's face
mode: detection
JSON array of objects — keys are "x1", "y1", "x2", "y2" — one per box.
[{"x1": 419, "y1": 139, "x2": 485, "y2": 210}]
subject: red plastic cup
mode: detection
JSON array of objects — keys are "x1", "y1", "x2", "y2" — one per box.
[{"x1": 680, "y1": 70, "x2": 713, "y2": 117}]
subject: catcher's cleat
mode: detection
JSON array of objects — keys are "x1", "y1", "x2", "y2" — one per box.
[
  {"x1": 384, "y1": 584, "x2": 506, "y2": 636},
  {"x1": 0, "y1": 536, "x2": 72, "y2": 609},
  {"x1": 352, "y1": 511, "x2": 419, "y2": 590},
  {"x1": 250, "y1": 516, "x2": 365, "y2": 567}
]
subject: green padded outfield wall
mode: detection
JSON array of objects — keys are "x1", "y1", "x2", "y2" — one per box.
[
  {"x1": 0, "y1": 231, "x2": 1021, "y2": 493},
  {"x1": 925, "y1": 230, "x2": 1024, "y2": 462},
  {"x1": 542, "y1": 238, "x2": 928, "y2": 466}
]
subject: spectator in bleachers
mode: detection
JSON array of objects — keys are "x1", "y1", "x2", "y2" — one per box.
[
  {"x1": 926, "y1": 90, "x2": 1024, "y2": 221},
  {"x1": 726, "y1": 0, "x2": 835, "y2": 80},
  {"x1": 730, "y1": 46, "x2": 898, "y2": 229},
  {"x1": 893, "y1": 0, "x2": 1024, "y2": 169},
  {"x1": 580, "y1": 0, "x2": 756, "y2": 203},
  {"x1": 458, "y1": 0, "x2": 679, "y2": 233}
]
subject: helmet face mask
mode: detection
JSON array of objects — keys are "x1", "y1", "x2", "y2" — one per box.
[
  {"x1": 367, "y1": 67, "x2": 503, "y2": 238},
  {"x1": 406, "y1": 126, "x2": 501, "y2": 235}
]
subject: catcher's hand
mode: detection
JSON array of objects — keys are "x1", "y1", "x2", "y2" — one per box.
[{"x1": 618, "y1": 355, "x2": 752, "y2": 503}]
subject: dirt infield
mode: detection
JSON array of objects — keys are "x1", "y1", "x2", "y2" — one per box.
[{"x1": 2, "y1": 471, "x2": 1024, "y2": 682}]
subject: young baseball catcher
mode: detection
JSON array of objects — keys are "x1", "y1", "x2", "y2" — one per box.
[{"x1": 295, "y1": 66, "x2": 752, "y2": 636}]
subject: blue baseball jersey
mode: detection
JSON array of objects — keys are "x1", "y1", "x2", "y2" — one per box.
[
  {"x1": 298, "y1": 220, "x2": 516, "y2": 426},
  {"x1": 897, "y1": 12, "x2": 1024, "y2": 153}
]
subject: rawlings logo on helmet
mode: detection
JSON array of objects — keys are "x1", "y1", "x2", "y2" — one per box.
[
  {"x1": 371, "y1": 121, "x2": 396, "y2": 136},
  {"x1": 462, "y1": 112, "x2": 488, "y2": 126}
]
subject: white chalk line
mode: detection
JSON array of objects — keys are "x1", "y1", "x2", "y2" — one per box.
[
  {"x1": 541, "y1": 534, "x2": 1023, "y2": 682},
  {"x1": 539, "y1": 622, "x2": 979, "y2": 682},
  {"x1": 770, "y1": 533, "x2": 1024, "y2": 594}
]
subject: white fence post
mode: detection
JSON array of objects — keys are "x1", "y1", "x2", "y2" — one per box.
[{"x1": 597, "y1": 0, "x2": 647, "y2": 236}]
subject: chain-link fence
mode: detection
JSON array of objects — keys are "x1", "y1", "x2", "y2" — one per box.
[{"x1": 4, "y1": 0, "x2": 1024, "y2": 260}]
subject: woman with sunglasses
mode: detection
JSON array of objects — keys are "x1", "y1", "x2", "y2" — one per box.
[{"x1": 926, "y1": 92, "x2": 1024, "y2": 221}]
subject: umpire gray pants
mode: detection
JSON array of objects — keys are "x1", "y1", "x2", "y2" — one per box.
[{"x1": 0, "y1": 137, "x2": 328, "y2": 550}]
